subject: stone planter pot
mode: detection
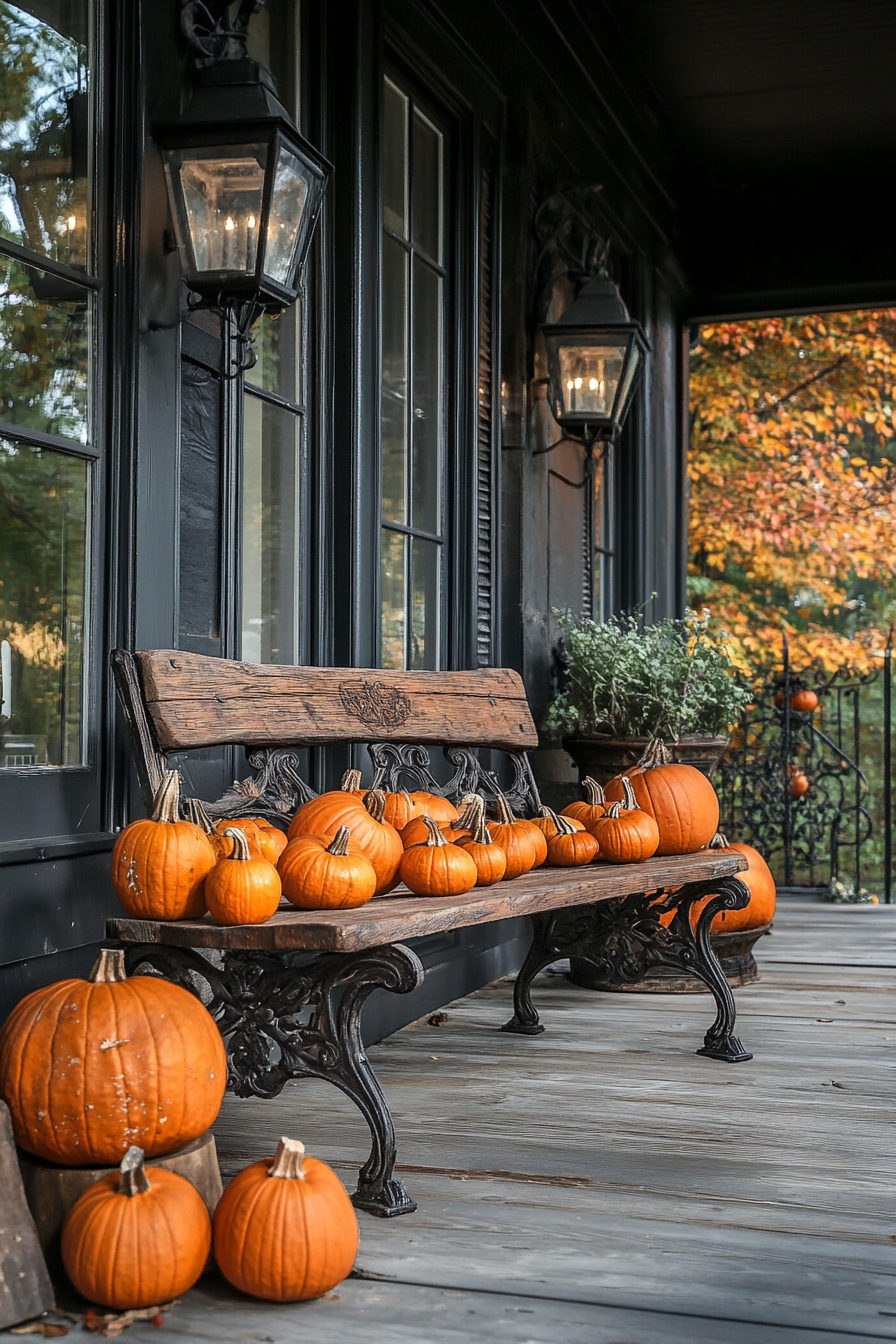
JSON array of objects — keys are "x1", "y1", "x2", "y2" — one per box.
[{"x1": 562, "y1": 734, "x2": 729, "y2": 785}]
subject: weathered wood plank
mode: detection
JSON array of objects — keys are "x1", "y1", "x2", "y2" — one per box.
[
  {"x1": 109, "y1": 851, "x2": 746, "y2": 952},
  {"x1": 0, "y1": 1102, "x2": 53, "y2": 1330},
  {"x1": 136, "y1": 650, "x2": 539, "y2": 752}
]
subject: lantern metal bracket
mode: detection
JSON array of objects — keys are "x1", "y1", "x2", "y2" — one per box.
[{"x1": 181, "y1": 0, "x2": 263, "y2": 69}]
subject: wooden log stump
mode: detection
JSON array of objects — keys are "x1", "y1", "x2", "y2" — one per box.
[
  {"x1": 19, "y1": 1130, "x2": 223, "y2": 1284},
  {"x1": 0, "y1": 1100, "x2": 54, "y2": 1329}
]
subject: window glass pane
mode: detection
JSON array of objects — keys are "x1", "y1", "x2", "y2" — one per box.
[
  {"x1": 381, "y1": 233, "x2": 408, "y2": 523},
  {"x1": 0, "y1": 438, "x2": 87, "y2": 767},
  {"x1": 410, "y1": 536, "x2": 439, "y2": 671},
  {"x1": 242, "y1": 395, "x2": 299, "y2": 665},
  {"x1": 249, "y1": 305, "x2": 300, "y2": 404},
  {"x1": 0, "y1": 0, "x2": 92, "y2": 269},
  {"x1": 380, "y1": 528, "x2": 405, "y2": 668},
  {"x1": 412, "y1": 110, "x2": 441, "y2": 262},
  {"x1": 0, "y1": 252, "x2": 90, "y2": 442},
  {"x1": 412, "y1": 258, "x2": 441, "y2": 534},
  {"x1": 383, "y1": 79, "x2": 407, "y2": 237}
]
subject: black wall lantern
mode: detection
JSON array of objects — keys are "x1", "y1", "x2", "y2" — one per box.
[
  {"x1": 541, "y1": 262, "x2": 650, "y2": 445},
  {"x1": 157, "y1": 1, "x2": 330, "y2": 362}
]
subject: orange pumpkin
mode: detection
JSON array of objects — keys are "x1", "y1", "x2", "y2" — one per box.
[
  {"x1": 543, "y1": 811, "x2": 599, "y2": 867},
  {"x1": 790, "y1": 769, "x2": 809, "y2": 798},
  {"x1": 605, "y1": 743, "x2": 719, "y2": 855},
  {"x1": 591, "y1": 777, "x2": 660, "y2": 863},
  {"x1": 0, "y1": 948, "x2": 227, "y2": 1166},
  {"x1": 61, "y1": 1145, "x2": 211, "y2": 1310},
  {"x1": 400, "y1": 812, "x2": 468, "y2": 848},
  {"x1": 110, "y1": 771, "x2": 216, "y2": 920},
  {"x1": 696, "y1": 832, "x2": 777, "y2": 932},
  {"x1": 399, "y1": 817, "x2": 478, "y2": 896},
  {"x1": 487, "y1": 793, "x2": 540, "y2": 879},
  {"x1": 380, "y1": 789, "x2": 424, "y2": 831},
  {"x1": 213, "y1": 1137, "x2": 358, "y2": 1302},
  {"x1": 278, "y1": 827, "x2": 378, "y2": 909},
  {"x1": 216, "y1": 817, "x2": 288, "y2": 866},
  {"x1": 532, "y1": 805, "x2": 585, "y2": 840},
  {"x1": 206, "y1": 829, "x2": 283, "y2": 925},
  {"x1": 456, "y1": 797, "x2": 507, "y2": 886},
  {"x1": 289, "y1": 789, "x2": 402, "y2": 894},
  {"x1": 775, "y1": 688, "x2": 819, "y2": 713},
  {"x1": 560, "y1": 776, "x2": 607, "y2": 833},
  {"x1": 408, "y1": 791, "x2": 460, "y2": 826}
]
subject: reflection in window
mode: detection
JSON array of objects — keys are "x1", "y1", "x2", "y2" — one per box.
[
  {"x1": 0, "y1": 1, "x2": 92, "y2": 268},
  {"x1": 0, "y1": 438, "x2": 88, "y2": 767},
  {"x1": 379, "y1": 78, "x2": 445, "y2": 670},
  {"x1": 0, "y1": 252, "x2": 90, "y2": 442},
  {"x1": 241, "y1": 396, "x2": 299, "y2": 664}
]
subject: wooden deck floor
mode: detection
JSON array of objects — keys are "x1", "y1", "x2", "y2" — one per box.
[{"x1": 167, "y1": 902, "x2": 894, "y2": 1343}]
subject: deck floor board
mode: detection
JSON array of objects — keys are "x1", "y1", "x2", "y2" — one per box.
[{"x1": 161, "y1": 902, "x2": 896, "y2": 1341}]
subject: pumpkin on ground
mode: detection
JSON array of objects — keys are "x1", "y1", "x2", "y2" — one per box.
[
  {"x1": 696, "y1": 832, "x2": 776, "y2": 932},
  {"x1": 278, "y1": 826, "x2": 378, "y2": 909},
  {"x1": 591, "y1": 778, "x2": 660, "y2": 863},
  {"x1": 399, "y1": 817, "x2": 478, "y2": 896},
  {"x1": 0, "y1": 948, "x2": 226, "y2": 1166},
  {"x1": 487, "y1": 792, "x2": 541, "y2": 879},
  {"x1": 213, "y1": 1137, "x2": 358, "y2": 1302},
  {"x1": 61, "y1": 1146, "x2": 210, "y2": 1309},
  {"x1": 457, "y1": 797, "x2": 507, "y2": 886},
  {"x1": 560, "y1": 777, "x2": 607, "y2": 833},
  {"x1": 542, "y1": 810, "x2": 599, "y2": 867},
  {"x1": 605, "y1": 739, "x2": 719, "y2": 855},
  {"x1": 407, "y1": 791, "x2": 459, "y2": 826},
  {"x1": 206, "y1": 828, "x2": 282, "y2": 925},
  {"x1": 110, "y1": 771, "x2": 216, "y2": 920},
  {"x1": 289, "y1": 788, "x2": 402, "y2": 894}
]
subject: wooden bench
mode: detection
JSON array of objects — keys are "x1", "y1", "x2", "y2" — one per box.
[{"x1": 109, "y1": 649, "x2": 751, "y2": 1218}]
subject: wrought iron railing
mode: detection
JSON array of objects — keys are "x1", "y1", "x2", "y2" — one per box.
[{"x1": 716, "y1": 633, "x2": 892, "y2": 902}]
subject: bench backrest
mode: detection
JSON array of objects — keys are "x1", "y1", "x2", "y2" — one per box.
[{"x1": 135, "y1": 650, "x2": 538, "y2": 754}]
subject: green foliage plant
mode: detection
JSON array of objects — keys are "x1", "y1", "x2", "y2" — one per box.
[{"x1": 544, "y1": 607, "x2": 750, "y2": 742}]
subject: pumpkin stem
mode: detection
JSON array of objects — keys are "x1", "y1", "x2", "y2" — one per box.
[
  {"x1": 222, "y1": 827, "x2": 251, "y2": 862},
  {"x1": 151, "y1": 770, "x2": 181, "y2": 824},
  {"x1": 363, "y1": 789, "x2": 387, "y2": 823},
  {"x1": 456, "y1": 794, "x2": 485, "y2": 831},
  {"x1": 603, "y1": 801, "x2": 623, "y2": 819},
  {"x1": 422, "y1": 815, "x2": 447, "y2": 847},
  {"x1": 620, "y1": 776, "x2": 638, "y2": 811},
  {"x1": 553, "y1": 813, "x2": 577, "y2": 837},
  {"x1": 582, "y1": 777, "x2": 605, "y2": 807},
  {"x1": 341, "y1": 769, "x2": 363, "y2": 792},
  {"x1": 119, "y1": 1146, "x2": 151, "y2": 1197},
  {"x1": 493, "y1": 791, "x2": 516, "y2": 826},
  {"x1": 182, "y1": 796, "x2": 214, "y2": 832},
  {"x1": 269, "y1": 1136, "x2": 306, "y2": 1180},
  {"x1": 710, "y1": 831, "x2": 731, "y2": 849},
  {"x1": 90, "y1": 948, "x2": 127, "y2": 983},
  {"x1": 326, "y1": 826, "x2": 352, "y2": 857},
  {"x1": 639, "y1": 738, "x2": 670, "y2": 770},
  {"x1": 466, "y1": 811, "x2": 492, "y2": 846}
]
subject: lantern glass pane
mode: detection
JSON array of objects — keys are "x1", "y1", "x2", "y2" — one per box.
[
  {"x1": 263, "y1": 143, "x2": 310, "y2": 287},
  {"x1": 168, "y1": 144, "x2": 266, "y2": 274},
  {"x1": 615, "y1": 340, "x2": 641, "y2": 416},
  {"x1": 557, "y1": 341, "x2": 627, "y2": 418}
]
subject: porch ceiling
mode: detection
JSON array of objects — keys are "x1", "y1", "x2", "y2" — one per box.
[{"x1": 602, "y1": 0, "x2": 896, "y2": 316}]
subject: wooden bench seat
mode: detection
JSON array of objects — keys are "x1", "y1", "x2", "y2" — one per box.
[{"x1": 110, "y1": 648, "x2": 752, "y2": 1220}]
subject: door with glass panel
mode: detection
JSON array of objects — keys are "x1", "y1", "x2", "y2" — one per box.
[
  {"x1": 380, "y1": 75, "x2": 447, "y2": 671},
  {"x1": 0, "y1": 1, "x2": 98, "y2": 836}
]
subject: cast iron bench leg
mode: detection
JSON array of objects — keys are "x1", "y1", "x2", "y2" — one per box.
[
  {"x1": 501, "y1": 878, "x2": 753, "y2": 1062},
  {"x1": 123, "y1": 941, "x2": 424, "y2": 1216}
]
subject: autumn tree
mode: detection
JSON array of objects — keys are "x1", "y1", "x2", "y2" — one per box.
[{"x1": 688, "y1": 310, "x2": 896, "y2": 672}]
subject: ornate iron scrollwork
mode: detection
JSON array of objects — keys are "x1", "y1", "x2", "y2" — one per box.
[
  {"x1": 368, "y1": 743, "x2": 443, "y2": 794},
  {"x1": 502, "y1": 877, "x2": 752, "y2": 1062},
  {"x1": 367, "y1": 744, "x2": 542, "y2": 816},
  {"x1": 186, "y1": 747, "x2": 317, "y2": 827},
  {"x1": 123, "y1": 941, "x2": 424, "y2": 1216}
]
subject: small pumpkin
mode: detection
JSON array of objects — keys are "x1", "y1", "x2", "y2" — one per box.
[
  {"x1": 789, "y1": 767, "x2": 809, "y2": 798},
  {"x1": 543, "y1": 810, "x2": 599, "y2": 867},
  {"x1": 407, "y1": 791, "x2": 460, "y2": 826},
  {"x1": 219, "y1": 817, "x2": 289, "y2": 866},
  {"x1": 532, "y1": 804, "x2": 585, "y2": 840},
  {"x1": 0, "y1": 948, "x2": 226, "y2": 1165},
  {"x1": 206, "y1": 828, "x2": 283, "y2": 926},
  {"x1": 110, "y1": 771, "x2": 216, "y2": 920},
  {"x1": 61, "y1": 1145, "x2": 211, "y2": 1310},
  {"x1": 380, "y1": 789, "x2": 424, "y2": 831},
  {"x1": 605, "y1": 739, "x2": 719, "y2": 856},
  {"x1": 592, "y1": 777, "x2": 660, "y2": 863},
  {"x1": 560, "y1": 777, "x2": 607, "y2": 833},
  {"x1": 775, "y1": 688, "x2": 819, "y2": 713},
  {"x1": 400, "y1": 810, "x2": 468, "y2": 849},
  {"x1": 213, "y1": 1137, "x2": 358, "y2": 1302},
  {"x1": 289, "y1": 788, "x2": 402, "y2": 894},
  {"x1": 278, "y1": 827, "x2": 378, "y2": 909},
  {"x1": 457, "y1": 797, "x2": 507, "y2": 886},
  {"x1": 698, "y1": 832, "x2": 777, "y2": 932},
  {"x1": 399, "y1": 816, "x2": 478, "y2": 896},
  {"x1": 486, "y1": 792, "x2": 541, "y2": 879}
]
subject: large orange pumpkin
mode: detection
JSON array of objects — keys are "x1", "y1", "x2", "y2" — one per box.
[
  {"x1": 213, "y1": 1137, "x2": 358, "y2": 1301},
  {"x1": 0, "y1": 948, "x2": 227, "y2": 1166},
  {"x1": 110, "y1": 771, "x2": 216, "y2": 920},
  {"x1": 61, "y1": 1146, "x2": 211, "y2": 1309},
  {"x1": 697, "y1": 833, "x2": 777, "y2": 932},
  {"x1": 289, "y1": 789, "x2": 402, "y2": 894},
  {"x1": 605, "y1": 744, "x2": 719, "y2": 855}
]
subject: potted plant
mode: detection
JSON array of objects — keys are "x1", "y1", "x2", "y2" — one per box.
[{"x1": 544, "y1": 608, "x2": 750, "y2": 783}]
